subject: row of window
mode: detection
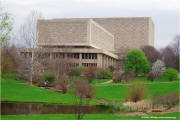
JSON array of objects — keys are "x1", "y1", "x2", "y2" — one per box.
[
  {"x1": 22, "y1": 53, "x2": 98, "y2": 60},
  {"x1": 82, "y1": 63, "x2": 97, "y2": 67},
  {"x1": 82, "y1": 53, "x2": 97, "y2": 59}
]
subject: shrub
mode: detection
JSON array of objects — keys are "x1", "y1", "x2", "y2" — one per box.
[
  {"x1": 113, "y1": 71, "x2": 122, "y2": 83},
  {"x1": 147, "y1": 72, "x2": 156, "y2": 82},
  {"x1": 161, "y1": 92, "x2": 179, "y2": 109},
  {"x1": 73, "y1": 80, "x2": 95, "y2": 99},
  {"x1": 97, "y1": 69, "x2": 113, "y2": 79},
  {"x1": 152, "y1": 60, "x2": 166, "y2": 77},
  {"x1": 69, "y1": 66, "x2": 86, "y2": 76},
  {"x1": 127, "y1": 80, "x2": 148, "y2": 102},
  {"x1": 42, "y1": 72, "x2": 56, "y2": 83},
  {"x1": 56, "y1": 74, "x2": 69, "y2": 94},
  {"x1": 32, "y1": 74, "x2": 42, "y2": 84},
  {"x1": 125, "y1": 49, "x2": 150, "y2": 75},
  {"x1": 121, "y1": 70, "x2": 136, "y2": 82},
  {"x1": 83, "y1": 66, "x2": 99, "y2": 83},
  {"x1": 163, "y1": 68, "x2": 179, "y2": 81}
]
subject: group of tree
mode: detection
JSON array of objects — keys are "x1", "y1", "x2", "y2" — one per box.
[{"x1": 123, "y1": 36, "x2": 179, "y2": 82}]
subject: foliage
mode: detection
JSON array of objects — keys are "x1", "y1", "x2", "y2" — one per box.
[
  {"x1": 97, "y1": 69, "x2": 113, "y2": 79},
  {"x1": 125, "y1": 49, "x2": 150, "y2": 75},
  {"x1": 163, "y1": 68, "x2": 179, "y2": 81},
  {"x1": 69, "y1": 66, "x2": 86, "y2": 76},
  {"x1": 83, "y1": 66, "x2": 99, "y2": 83},
  {"x1": 141, "y1": 45, "x2": 161, "y2": 63},
  {"x1": 152, "y1": 60, "x2": 166, "y2": 77},
  {"x1": 127, "y1": 80, "x2": 148, "y2": 102},
  {"x1": 42, "y1": 72, "x2": 56, "y2": 83},
  {"x1": 0, "y1": 7, "x2": 13, "y2": 45},
  {"x1": 147, "y1": 72, "x2": 155, "y2": 82},
  {"x1": 161, "y1": 92, "x2": 179, "y2": 109}
]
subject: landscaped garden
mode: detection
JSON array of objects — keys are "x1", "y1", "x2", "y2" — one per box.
[{"x1": 1, "y1": 25, "x2": 180, "y2": 119}]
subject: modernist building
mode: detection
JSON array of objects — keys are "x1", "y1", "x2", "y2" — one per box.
[{"x1": 21, "y1": 17, "x2": 154, "y2": 69}]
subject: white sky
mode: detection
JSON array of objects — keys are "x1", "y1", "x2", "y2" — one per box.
[{"x1": 1, "y1": 0, "x2": 180, "y2": 48}]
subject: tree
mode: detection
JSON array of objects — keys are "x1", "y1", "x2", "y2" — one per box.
[
  {"x1": 161, "y1": 47, "x2": 178, "y2": 70},
  {"x1": 0, "y1": 5, "x2": 13, "y2": 46},
  {"x1": 152, "y1": 59, "x2": 166, "y2": 77},
  {"x1": 18, "y1": 10, "x2": 43, "y2": 85},
  {"x1": 1, "y1": 44, "x2": 21, "y2": 74},
  {"x1": 170, "y1": 35, "x2": 180, "y2": 72},
  {"x1": 82, "y1": 66, "x2": 99, "y2": 83},
  {"x1": 125, "y1": 49, "x2": 150, "y2": 75},
  {"x1": 73, "y1": 80, "x2": 95, "y2": 120},
  {"x1": 141, "y1": 45, "x2": 161, "y2": 63}
]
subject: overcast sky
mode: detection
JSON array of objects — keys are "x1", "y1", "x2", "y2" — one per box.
[{"x1": 2, "y1": 0, "x2": 180, "y2": 48}]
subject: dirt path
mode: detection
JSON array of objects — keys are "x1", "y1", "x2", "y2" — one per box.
[
  {"x1": 96, "y1": 81, "x2": 179, "y2": 86},
  {"x1": 95, "y1": 80, "x2": 113, "y2": 85}
]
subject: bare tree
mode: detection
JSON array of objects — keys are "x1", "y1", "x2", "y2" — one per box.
[
  {"x1": 18, "y1": 10, "x2": 43, "y2": 85},
  {"x1": 161, "y1": 47, "x2": 178, "y2": 70},
  {"x1": 141, "y1": 45, "x2": 161, "y2": 63},
  {"x1": 170, "y1": 35, "x2": 180, "y2": 72},
  {"x1": 73, "y1": 80, "x2": 95, "y2": 120}
]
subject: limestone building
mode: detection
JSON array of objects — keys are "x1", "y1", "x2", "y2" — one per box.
[{"x1": 21, "y1": 17, "x2": 154, "y2": 69}]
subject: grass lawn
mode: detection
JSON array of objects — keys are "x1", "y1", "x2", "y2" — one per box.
[
  {"x1": 1, "y1": 112, "x2": 179, "y2": 120},
  {"x1": 1, "y1": 76, "x2": 179, "y2": 104},
  {"x1": 96, "y1": 80, "x2": 179, "y2": 102},
  {"x1": 1, "y1": 79, "x2": 99, "y2": 105}
]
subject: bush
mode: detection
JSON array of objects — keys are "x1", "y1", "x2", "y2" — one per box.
[
  {"x1": 163, "y1": 68, "x2": 179, "y2": 81},
  {"x1": 69, "y1": 66, "x2": 86, "y2": 76},
  {"x1": 97, "y1": 69, "x2": 113, "y2": 79},
  {"x1": 161, "y1": 92, "x2": 179, "y2": 109},
  {"x1": 83, "y1": 66, "x2": 99, "y2": 83},
  {"x1": 152, "y1": 60, "x2": 166, "y2": 77},
  {"x1": 32, "y1": 74, "x2": 42, "y2": 85},
  {"x1": 121, "y1": 70, "x2": 136, "y2": 82},
  {"x1": 113, "y1": 71, "x2": 122, "y2": 83},
  {"x1": 125, "y1": 49, "x2": 150, "y2": 75},
  {"x1": 147, "y1": 72, "x2": 156, "y2": 82},
  {"x1": 42, "y1": 72, "x2": 56, "y2": 83},
  {"x1": 127, "y1": 80, "x2": 148, "y2": 102},
  {"x1": 56, "y1": 74, "x2": 69, "y2": 94}
]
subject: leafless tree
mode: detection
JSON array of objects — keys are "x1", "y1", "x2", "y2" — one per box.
[
  {"x1": 161, "y1": 47, "x2": 178, "y2": 70},
  {"x1": 170, "y1": 35, "x2": 180, "y2": 72},
  {"x1": 73, "y1": 80, "x2": 95, "y2": 120},
  {"x1": 141, "y1": 45, "x2": 161, "y2": 63},
  {"x1": 18, "y1": 10, "x2": 43, "y2": 85}
]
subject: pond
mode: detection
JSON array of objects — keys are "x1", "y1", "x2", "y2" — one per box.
[{"x1": 1, "y1": 102, "x2": 114, "y2": 115}]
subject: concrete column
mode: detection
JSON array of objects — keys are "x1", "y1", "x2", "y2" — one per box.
[{"x1": 79, "y1": 53, "x2": 82, "y2": 66}]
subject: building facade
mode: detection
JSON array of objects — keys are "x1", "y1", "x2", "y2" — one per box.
[{"x1": 21, "y1": 17, "x2": 154, "y2": 69}]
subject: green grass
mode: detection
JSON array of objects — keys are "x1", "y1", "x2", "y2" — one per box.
[
  {"x1": 1, "y1": 79, "x2": 99, "y2": 105},
  {"x1": 96, "y1": 80, "x2": 179, "y2": 102},
  {"x1": 1, "y1": 76, "x2": 179, "y2": 104},
  {"x1": 1, "y1": 112, "x2": 179, "y2": 120}
]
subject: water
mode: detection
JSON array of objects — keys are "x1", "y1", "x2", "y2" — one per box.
[{"x1": 1, "y1": 102, "x2": 113, "y2": 115}]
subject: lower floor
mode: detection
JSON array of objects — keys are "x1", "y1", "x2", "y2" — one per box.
[{"x1": 20, "y1": 48, "x2": 119, "y2": 69}]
